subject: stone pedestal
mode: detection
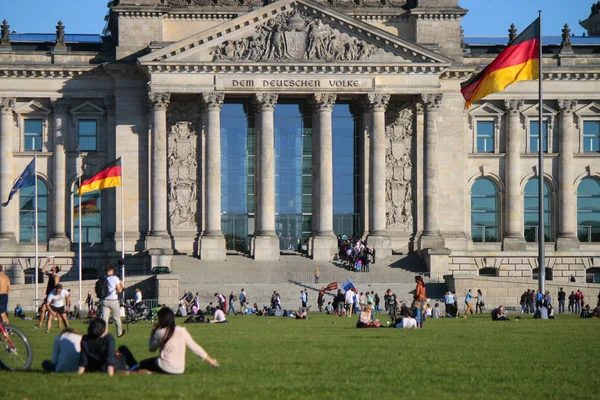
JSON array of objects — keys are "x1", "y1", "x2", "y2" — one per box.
[
  {"x1": 155, "y1": 273, "x2": 180, "y2": 307},
  {"x1": 149, "y1": 248, "x2": 174, "y2": 270},
  {"x1": 419, "y1": 234, "x2": 446, "y2": 252},
  {"x1": 366, "y1": 235, "x2": 392, "y2": 262},
  {"x1": 146, "y1": 234, "x2": 172, "y2": 250},
  {"x1": 312, "y1": 234, "x2": 338, "y2": 261},
  {"x1": 556, "y1": 237, "x2": 580, "y2": 251},
  {"x1": 253, "y1": 235, "x2": 280, "y2": 261},
  {"x1": 199, "y1": 235, "x2": 226, "y2": 261},
  {"x1": 422, "y1": 248, "x2": 451, "y2": 282},
  {"x1": 502, "y1": 237, "x2": 527, "y2": 251}
]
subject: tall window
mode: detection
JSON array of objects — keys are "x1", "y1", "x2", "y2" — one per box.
[
  {"x1": 19, "y1": 178, "x2": 48, "y2": 243},
  {"x1": 78, "y1": 119, "x2": 97, "y2": 152},
  {"x1": 332, "y1": 104, "x2": 361, "y2": 238},
  {"x1": 471, "y1": 178, "x2": 498, "y2": 242},
  {"x1": 24, "y1": 119, "x2": 43, "y2": 151},
  {"x1": 221, "y1": 102, "x2": 254, "y2": 252},
  {"x1": 583, "y1": 121, "x2": 600, "y2": 153},
  {"x1": 73, "y1": 190, "x2": 102, "y2": 244},
  {"x1": 577, "y1": 177, "x2": 600, "y2": 242},
  {"x1": 524, "y1": 178, "x2": 552, "y2": 242},
  {"x1": 476, "y1": 121, "x2": 495, "y2": 153},
  {"x1": 529, "y1": 121, "x2": 548, "y2": 153}
]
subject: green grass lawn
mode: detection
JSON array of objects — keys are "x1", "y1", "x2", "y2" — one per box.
[{"x1": 1, "y1": 312, "x2": 599, "y2": 400}]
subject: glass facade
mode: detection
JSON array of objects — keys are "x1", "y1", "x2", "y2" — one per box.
[
  {"x1": 332, "y1": 104, "x2": 361, "y2": 238},
  {"x1": 577, "y1": 177, "x2": 600, "y2": 242},
  {"x1": 275, "y1": 102, "x2": 312, "y2": 251},
  {"x1": 583, "y1": 121, "x2": 600, "y2": 152},
  {"x1": 529, "y1": 120, "x2": 548, "y2": 153},
  {"x1": 221, "y1": 102, "x2": 254, "y2": 252},
  {"x1": 471, "y1": 178, "x2": 498, "y2": 242},
  {"x1": 73, "y1": 190, "x2": 102, "y2": 244},
  {"x1": 19, "y1": 178, "x2": 48, "y2": 243},
  {"x1": 476, "y1": 121, "x2": 494, "y2": 153},
  {"x1": 524, "y1": 178, "x2": 552, "y2": 242},
  {"x1": 24, "y1": 119, "x2": 43, "y2": 151},
  {"x1": 78, "y1": 119, "x2": 97, "y2": 152}
]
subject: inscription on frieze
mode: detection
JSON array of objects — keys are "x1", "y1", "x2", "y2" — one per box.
[{"x1": 216, "y1": 77, "x2": 374, "y2": 91}]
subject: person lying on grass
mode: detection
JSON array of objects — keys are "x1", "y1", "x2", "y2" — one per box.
[
  {"x1": 356, "y1": 305, "x2": 380, "y2": 328},
  {"x1": 292, "y1": 308, "x2": 307, "y2": 319},
  {"x1": 134, "y1": 307, "x2": 218, "y2": 374},
  {"x1": 78, "y1": 318, "x2": 137, "y2": 376}
]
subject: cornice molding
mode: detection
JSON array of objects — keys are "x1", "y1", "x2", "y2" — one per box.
[
  {"x1": 441, "y1": 68, "x2": 600, "y2": 81},
  {"x1": 0, "y1": 66, "x2": 102, "y2": 79}
]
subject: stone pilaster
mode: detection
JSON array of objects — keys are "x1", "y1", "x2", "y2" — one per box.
[
  {"x1": 199, "y1": 92, "x2": 226, "y2": 261},
  {"x1": 252, "y1": 93, "x2": 279, "y2": 261},
  {"x1": 311, "y1": 93, "x2": 338, "y2": 261},
  {"x1": 49, "y1": 98, "x2": 71, "y2": 251},
  {"x1": 420, "y1": 93, "x2": 445, "y2": 250},
  {"x1": 0, "y1": 97, "x2": 16, "y2": 248},
  {"x1": 365, "y1": 93, "x2": 392, "y2": 261},
  {"x1": 503, "y1": 99, "x2": 526, "y2": 250},
  {"x1": 557, "y1": 99, "x2": 579, "y2": 250},
  {"x1": 146, "y1": 92, "x2": 172, "y2": 250}
]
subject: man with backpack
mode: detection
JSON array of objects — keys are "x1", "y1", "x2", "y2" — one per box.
[{"x1": 98, "y1": 264, "x2": 124, "y2": 338}]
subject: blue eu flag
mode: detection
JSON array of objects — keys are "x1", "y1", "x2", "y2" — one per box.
[{"x1": 2, "y1": 158, "x2": 36, "y2": 207}]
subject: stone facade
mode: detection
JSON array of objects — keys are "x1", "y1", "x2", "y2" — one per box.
[{"x1": 0, "y1": 0, "x2": 599, "y2": 285}]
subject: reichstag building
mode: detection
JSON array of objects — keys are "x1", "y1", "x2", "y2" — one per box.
[{"x1": 0, "y1": 0, "x2": 599, "y2": 283}]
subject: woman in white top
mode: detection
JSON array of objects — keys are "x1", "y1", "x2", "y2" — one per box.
[
  {"x1": 136, "y1": 307, "x2": 218, "y2": 374},
  {"x1": 210, "y1": 306, "x2": 227, "y2": 324}
]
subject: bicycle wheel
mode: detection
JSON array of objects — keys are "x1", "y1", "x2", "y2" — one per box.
[{"x1": 0, "y1": 325, "x2": 33, "y2": 371}]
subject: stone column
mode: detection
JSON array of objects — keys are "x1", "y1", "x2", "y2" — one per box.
[
  {"x1": 311, "y1": 93, "x2": 338, "y2": 261},
  {"x1": 0, "y1": 97, "x2": 16, "y2": 248},
  {"x1": 366, "y1": 93, "x2": 392, "y2": 261},
  {"x1": 199, "y1": 92, "x2": 226, "y2": 261},
  {"x1": 420, "y1": 93, "x2": 445, "y2": 250},
  {"x1": 253, "y1": 93, "x2": 279, "y2": 261},
  {"x1": 49, "y1": 98, "x2": 71, "y2": 251},
  {"x1": 146, "y1": 92, "x2": 172, "y2": 250},
  {"x1": 503, "y1": 99, "x2": 526, "y2": 250},
  {"x1": 557, "y1": 99, "x2": 579, "y2": 250}
]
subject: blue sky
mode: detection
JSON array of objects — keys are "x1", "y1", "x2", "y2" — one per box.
[{"x1": 0, "y1": 0, "x2": 593, "y2": 37}]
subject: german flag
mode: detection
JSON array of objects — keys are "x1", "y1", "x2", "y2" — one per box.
[
  {"x1": 74, "y1": 195, "x2": 100, "y2": 218},
  {"x1": 461, "y1": 18, "x2": 540, "y2": 109},
  {"x1": 77, "y1": 158, "x2": 122, "y2": 196}
]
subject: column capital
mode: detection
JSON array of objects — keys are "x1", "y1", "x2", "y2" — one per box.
[
  {"x1": 148, "y1": 92, "x2": 171, "y2": 110},
  {"x1": 253, "y1": 93, "x2": 278, "y2": 111},
  {"x1": 420, "y1": 93, "x2": 443, "y2": 111},
  {"x1": 0, "y1": 97, "x2": 15, "y2": 114},
  {"x1": 201, "y1": 92, "x2": 225, "y2": 110},
  {"x1": 365, "y1": 93, "x2": 390, "y2": 111},
  {"x1": 311, "y1": 93, "x2": 337, "y2": 112},
  {"x1": 504, "y1": 99, "x2": 524, "y2": 115},
  {"x1": 51, "y1": 97, "x2": 71, "y2": 114},
  {"x1": 558, "y1": 99, "x2": 578, "y2": 114}
]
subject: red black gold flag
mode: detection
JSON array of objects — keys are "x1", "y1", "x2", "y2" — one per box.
[
  {"x1": 77, "y1": 158, "x2": 122, "y2": 196},
  {"x1": 74, "y1": 197, "x2": 100, "y2": 218},
  {"x1": 323, "y1": 282, "x2": 338, "y2": 292},
  {"x1": 461, "y1": 18, "x2": 540, "y2": 109}
]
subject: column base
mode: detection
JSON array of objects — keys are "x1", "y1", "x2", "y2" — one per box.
[
  {"x1": 200, "y1": 234, "x2": 226, "y2": 261},
  {"x1": 312, "y1": 234, "x2": 338, "y2": 261},
  {"x1": 556, "y1": 236, "x2": 580, "y2": 251},
  {"x1": 422, "y1": 248, "x2": 452, "y2": 281},
  {"x1": 253, "y1": 235, "x2": 280, "y2": 261},
  {"x1": 148, "y1": 248, "x2": 174, "y2": 271},
  {"x1": 503, "y1": 237, "x2": 526, "y2": 251},
  {"x1": 419, "y1": 232, "x2": 446, "y2": 251},
  {"x1": 0, "y1": 234, "x2": 17, "y2": 250},
  {"x1": 146, "y1": 232, "x2": 172, "y2": 251},
  {"x1": 49, "y1": 235, "x2": 71, "y2": 252},
  {"x1": 366, "y1": 234, "x2": 392, "y2": 262}
]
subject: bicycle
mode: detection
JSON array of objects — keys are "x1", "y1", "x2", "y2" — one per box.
[{"x1": 0, "y1": 323, "x2": 33, "y2": 371}]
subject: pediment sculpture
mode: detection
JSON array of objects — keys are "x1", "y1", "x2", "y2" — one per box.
[
  {"x1": 210, "y1": 10, "x2": 381, "y2": 62},
  {"x1": 163, "y1": 0, "x2": 409, "y2": 7}
]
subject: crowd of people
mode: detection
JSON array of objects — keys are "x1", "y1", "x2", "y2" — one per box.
[{"x1": 337, "y1": 237, "x2": 374, "y2": 272}]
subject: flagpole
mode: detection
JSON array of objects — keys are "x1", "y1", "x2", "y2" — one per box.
[
  {"x1": 120, "y1": 157, "x2": 125, "y2": 304},
  {"x1": 537, "y1": 10, "x2": 545, "y2": 294},
  {"x1": 78, "y1": 151, "x2": 83, "y2": 311},
  {"x1": 34, "y1": 155, "x2": 39, "y2": 312}
]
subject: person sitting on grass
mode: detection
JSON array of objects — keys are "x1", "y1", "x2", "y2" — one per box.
[
  {"x1": 395, "y1": 309, "x2": 417, "y2": 329},
  {"x1": 491, "y1": 305, "x2": 509, "y2": 321},
  {"x1": 356, "y1": 305, "x2": 380, "y2": 328},
  {"x1": 580, "y1": 305, "x2": 592, "y2": 318},
  {"x1": 14, "y1": 304, "x2": 24, "y2": 319},
  {"x1": 42, "y1": 328, "x2": 81, "y2": 373},
  {"x1": 78, "y1": 318, "x2": 137, "y2": 376},
  {"x1": 210, "y1": 306, "x2": 228, "y2": 323},
  {"x1": 431, "y1": 303, "x2": 441, "y2": 319},
  {"x1": 325, "y1": 302, "x2": 334, "y2": 314},
  {"x1": 134, "y1": 307, "x2": 218, "y2": 374}
]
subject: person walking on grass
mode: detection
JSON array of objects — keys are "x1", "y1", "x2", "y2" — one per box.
[
  {"x1": 45, "y1": 284, "x2": 70, "y2": 333},
  {"x1": 557, "y1": 287, "x2": 566, "y2": 314},
  {"x1": 300, "y1": 290, "x2": 307, "y2": 308},
  {"x1": 101, "y1": 265, "x2": 125, "y2": 338},
  {"x1": 475, "y1": 289, "x2": 485, "y2": 314},
  {"x1": 345, "y1": 288, "x2": 355, "y2": 318},
  {"x1": 415, "y1": 276, "x2": 427, "y2": 327},
  {"x1": 239, "y1": 288, "x2": 247, "y2": 313},
  {"x1": 227, "y1": 291, "x2": 236, "y2": 316},
  {"x1": 135, "y1": 307, "x2": 218, "y2": 374},
  {"x1": 335, "y1": 289, "x2": 345, "y2": 316},
  {"x1": 464, "y1": 289, "x2": 474, "y2": 315}
]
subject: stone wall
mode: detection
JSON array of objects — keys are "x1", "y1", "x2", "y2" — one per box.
[{"x1": 446, "y1": 274, "x2": 600, "y2": 310}]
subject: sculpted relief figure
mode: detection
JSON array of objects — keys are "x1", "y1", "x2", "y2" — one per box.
[{"x1": 211, "y1": 11, "x2": 380, "y2": 62}]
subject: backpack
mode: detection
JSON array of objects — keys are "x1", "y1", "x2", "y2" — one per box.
[{"x1": 95, "y1": 276, "x2": 109, "y2": 299}]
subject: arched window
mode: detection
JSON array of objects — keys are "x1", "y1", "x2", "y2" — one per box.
[
  {"x1": 524, "y1": 178, "x2": 552, "y2": 242},
  {"x1": 19, "y1": 178, "x2": 48, "y2": 243},
  {"x1": 577, "y1": 177, "x2": 600, "y2": 242},
  {"x1": 471, "y1": 178, "x2": 498, "y2": 242},
  {"x1": 73, "y1": 190, "x2": 102, "y2": 244}
]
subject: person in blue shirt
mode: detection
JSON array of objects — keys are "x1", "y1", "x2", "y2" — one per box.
[
  {"x1": 411, "y1": 301, "x2": 422, "y2": 328},
  {"x1": 536, "y1": 290, "x2": 544, "y2": 309},
  {"x1": 464, "y1": 289, "x2": 474, "y2": 315}
]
